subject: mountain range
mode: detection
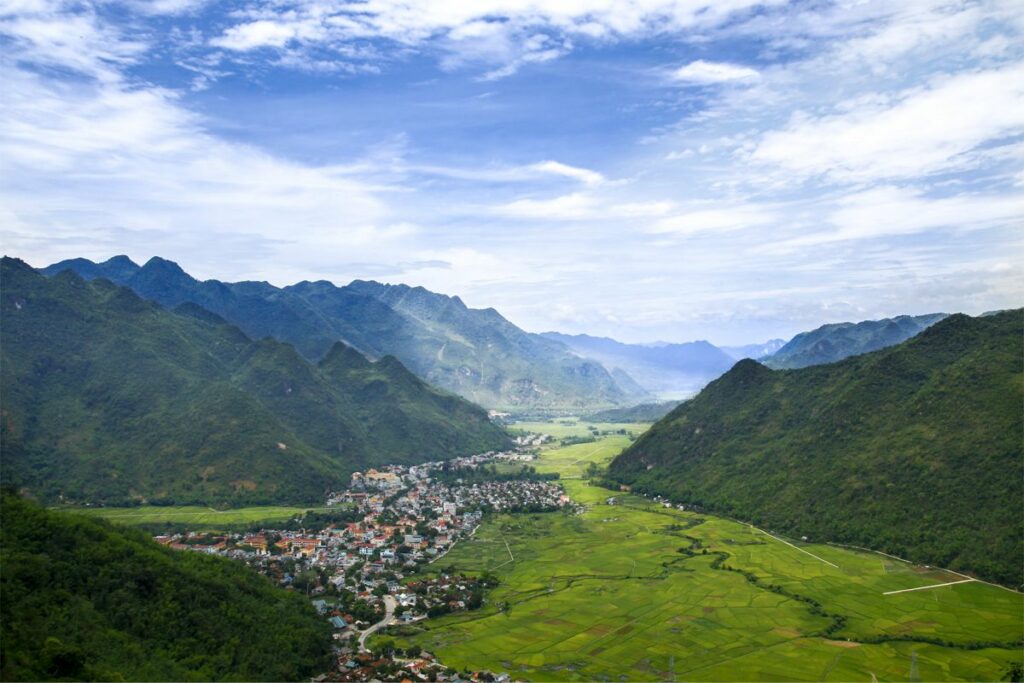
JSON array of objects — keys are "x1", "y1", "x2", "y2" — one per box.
[
  {"x1": 1, "y1": 257, "x2": 509, "y2": 505},
  {"x1": 540, "y1": 332, "x2": 737, "y2": 397},
  {"x1": 608, "y1": 310, "x2": 1023, "y2": 586},
  {"x1": 40, "y1": 256, "x2": 642, "y2": 411},
  {"x1": 719, "y1": 339, "x2": 786, "y2": 361},
  {"x1": 766, "y1": 313, "x2": 947, "y2": 369}
]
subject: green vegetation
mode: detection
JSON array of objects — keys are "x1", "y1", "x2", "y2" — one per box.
[
  {"x1": 378, "y1": 432, "x2": 1024, "y2": 682},
  {"x1": 766, "y1": 312, "x2": 947, "y2": 369},
  {"x1": 68, "y1": 505, "x2": 318, "y2": 529},
  {"x1": 41, "y1": 256, "x2": 642, "y2": 410},
  {"x1": 610, "y1": 311, "x2": 1023, "y2": 586},
  {"x1": 0, "y1": 493, "x2": 333, "y2": 681},
  {"x1": 1, "y1": 257, "x2": 509, "y2": 505},
  {"x1": 582, "y1": 400, "x2": 683, "y2": 423}
]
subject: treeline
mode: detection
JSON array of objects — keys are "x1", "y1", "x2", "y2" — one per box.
[{"x1": 0, "y1": 492, "x2": 333, "y2": 681}]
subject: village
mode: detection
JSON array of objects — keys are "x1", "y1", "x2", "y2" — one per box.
[{"x1": 154, "y1": 444, "x2": 574, "y2": 681}]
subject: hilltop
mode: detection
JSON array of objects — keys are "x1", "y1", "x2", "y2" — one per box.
[
  {"x1": 609, "y1": 310, "x2": 1024, "y2": 586},
  {"x1": 0, "y1": 493, "x2": 333, "y2": 680}
]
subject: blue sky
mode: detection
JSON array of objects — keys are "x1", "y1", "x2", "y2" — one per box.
[{"x1": 1, "y1": 0, "x2": 1022, "y2": 345}]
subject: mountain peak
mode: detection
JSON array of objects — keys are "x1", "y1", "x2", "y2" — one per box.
[
  {"x1": 141, "y1": 256, "x2": 187, "y2": 275},
  {"x1": 319, "y1": 340, "x2": 371, "y2": 369}
]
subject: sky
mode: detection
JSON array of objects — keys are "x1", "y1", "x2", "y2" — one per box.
[{"x1": 1, "y1": 0, "x2": 1022, "y2": 345}]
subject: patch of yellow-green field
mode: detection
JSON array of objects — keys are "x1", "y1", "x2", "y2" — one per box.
[
  {"x1": 531, "y1": 436, "x2": 634, "y2": 479},
  {"x1": 377, "y1": 426, "x2": 1024, "y2": 682},
  {"x1": 66, "y1": 505, "x2": 320, "y2": 529}
]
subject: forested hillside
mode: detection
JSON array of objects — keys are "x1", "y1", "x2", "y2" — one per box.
[
  {"x1": 0, "y1": 493, "x2": 333, "y2": 680},
  {"x1": 609, "y1": 311, "x2": 1024, "y2": 586},
  {"x1": 41, "y1": 256, "x2": 641, "y2": 410},
  {"x1": 1, "y1": 257, "x2": 509, "y2": 505}
]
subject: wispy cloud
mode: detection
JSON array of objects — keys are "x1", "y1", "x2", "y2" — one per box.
[
  {"x1": 669, "y1": 60, "x2": 759, "y2": 84},
  {"x1": 749, "y1": 62, "x2": 1024, "y2": 184}
]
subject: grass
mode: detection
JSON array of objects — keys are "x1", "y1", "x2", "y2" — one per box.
[
  {"x1": 377, "y1": 425, "x2": 1024, "y2": 682},
  {"x1": 66, "y1": 505, "x2": 320, "y2": 529}
]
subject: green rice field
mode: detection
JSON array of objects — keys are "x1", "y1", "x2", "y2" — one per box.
[{"x1": 379, "y1": 424, "x2": 1024, "y2": 682}]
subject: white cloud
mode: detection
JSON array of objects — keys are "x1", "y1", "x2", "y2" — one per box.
[
  {"x1": 649, "y1": 205, "x2": 776, "y2": 235},
  {"x1": 207, "y1": 0, "x2": 775, "y2": 77},
  {"x1": 669, "y1": 60, "x2": 759, "y2": 84},
  {"x1": 211, "y1": 18, "x2": 322, "y2": 50},
  {"x1": 750, "y1": 62, "x2": 1024, "y2": 184},
  {"x1": 529, "y1": 160, "x2": 605, "y2": 186},
  {"x1": 766, "y1": 186, "x2": 1024, "y2": 250}
]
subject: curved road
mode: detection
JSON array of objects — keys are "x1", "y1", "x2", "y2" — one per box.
[{"x1": 358, "y1": 595, "x2": 397, "y2": 652}]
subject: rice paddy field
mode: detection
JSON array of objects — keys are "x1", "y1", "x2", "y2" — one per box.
[
  {"x1": 380, "y1": 421, "x2": 1024, "y2": 682},
  {"x1": 67, "y1": 504, "x2": 320, "y2": 529}
]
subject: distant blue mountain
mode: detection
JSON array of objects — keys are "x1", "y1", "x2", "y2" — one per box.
[
  {"x1": 766, "y1": 313, "x2": 948, "y2": 369},
  {"x1": 540, "y1": 332, "x2": 737, "y2": 396}
]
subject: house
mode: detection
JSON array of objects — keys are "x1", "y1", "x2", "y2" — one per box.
[
  {"x1": 329, "y1": 616, "x2": 347, "y2": 629},
  {"x1": 312, "y1": 599, "x2": 328, "y2": 615}
]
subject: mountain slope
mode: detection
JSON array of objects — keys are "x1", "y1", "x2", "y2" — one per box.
[
  {"x1": 541, "y1": 331, "x2": 736, "y2": 395},
  {"x1": 1, "y1": 257, "x2": 509, "y2": 505},
  {"x1": 41, "y1": 256, "x2": 637, "y2": 410},
  {"x1": 766, "y1": 313, "x2": 947, "y2": 369},
  {"x1": 608, "y1": 311, "x2": 1024, "y2": 586},
  {"x1": 0, "y1": 493, "x2": 332, "y2": 680},
  {"x1": 329, "y1": 280, "x2": 645, "y2": 409}
]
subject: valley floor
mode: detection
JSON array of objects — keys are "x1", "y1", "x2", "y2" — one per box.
[{"x1": 379, "y1": 421, "x2": 1024, "y2": 682}]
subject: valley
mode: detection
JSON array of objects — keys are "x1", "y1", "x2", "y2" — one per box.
[{"x1": 375, "y1": 422, "x2": 1024, "y2": 682}]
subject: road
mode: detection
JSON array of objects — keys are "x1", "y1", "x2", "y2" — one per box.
[{"x1": 358, "y1": 595, "x2": 397, "y2": 652}]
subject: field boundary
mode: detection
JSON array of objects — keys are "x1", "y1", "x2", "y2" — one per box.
[
  {"x1": 884, "y1": 579, "x2": 976, "y2": 596},
  {"x1": 752, "y1": 525, "x2": 840, "y2": 569}
]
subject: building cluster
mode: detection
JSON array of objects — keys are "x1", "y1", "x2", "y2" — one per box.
[
  {"x1": 155, "y1": 447, "x2": 569, "y2": 680},
  {"x1": 323, "y1": 650, "x2": 513, "y2": 683}
]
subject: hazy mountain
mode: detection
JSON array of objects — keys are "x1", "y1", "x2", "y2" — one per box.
[
  {"x1": 766, "y1": 313, "x2": 947, "y2": 369},
  {"x1": 541, "y1": 331, "x2": 736, "y2": 395},
  {"x1": 0, "y1": 493, "x2": 333, "y2": 680},
  {"x1": 719, "y1": 339, "x2": 786, "y2": 361},
  {"x1": 608, "y1": 310, "x2": 1023, "y2": 586},
  {"x1": 2, "y1": 257, "x2": 509, "y2": 505},
  {"x1": 41, "y1": 256, "x2": 639, "y2": 411}
]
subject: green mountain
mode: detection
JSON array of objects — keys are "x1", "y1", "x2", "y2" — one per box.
[
  {"x1": 0, "y1": 492, "x2": 333, "y2": 680},
  {"x1": 541, "y1": 331, "x2": 735, "y2": 396},
  {"x1": 1, "y1": 257, "x2": 509, "y2": 505},
  {"x1": 766, "y1": 313, "x2": 947, "y2": 369},
  {"x1": 608, "y1": 311, "x2": 1024, "y2": 586},
  {"x1": 41, "y1": 256, "x2": 639, "y2": 411},
  {"x1": 582, "y1": 400, "x2": 683, "y2": 423}
]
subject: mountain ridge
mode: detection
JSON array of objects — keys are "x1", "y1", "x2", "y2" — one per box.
[
  {"x1": 766, "y1": 313, "x2": 948, "y2": 369},
  {"x1": 40, "y1": 256, "x2": 641, "y2": 411}
]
